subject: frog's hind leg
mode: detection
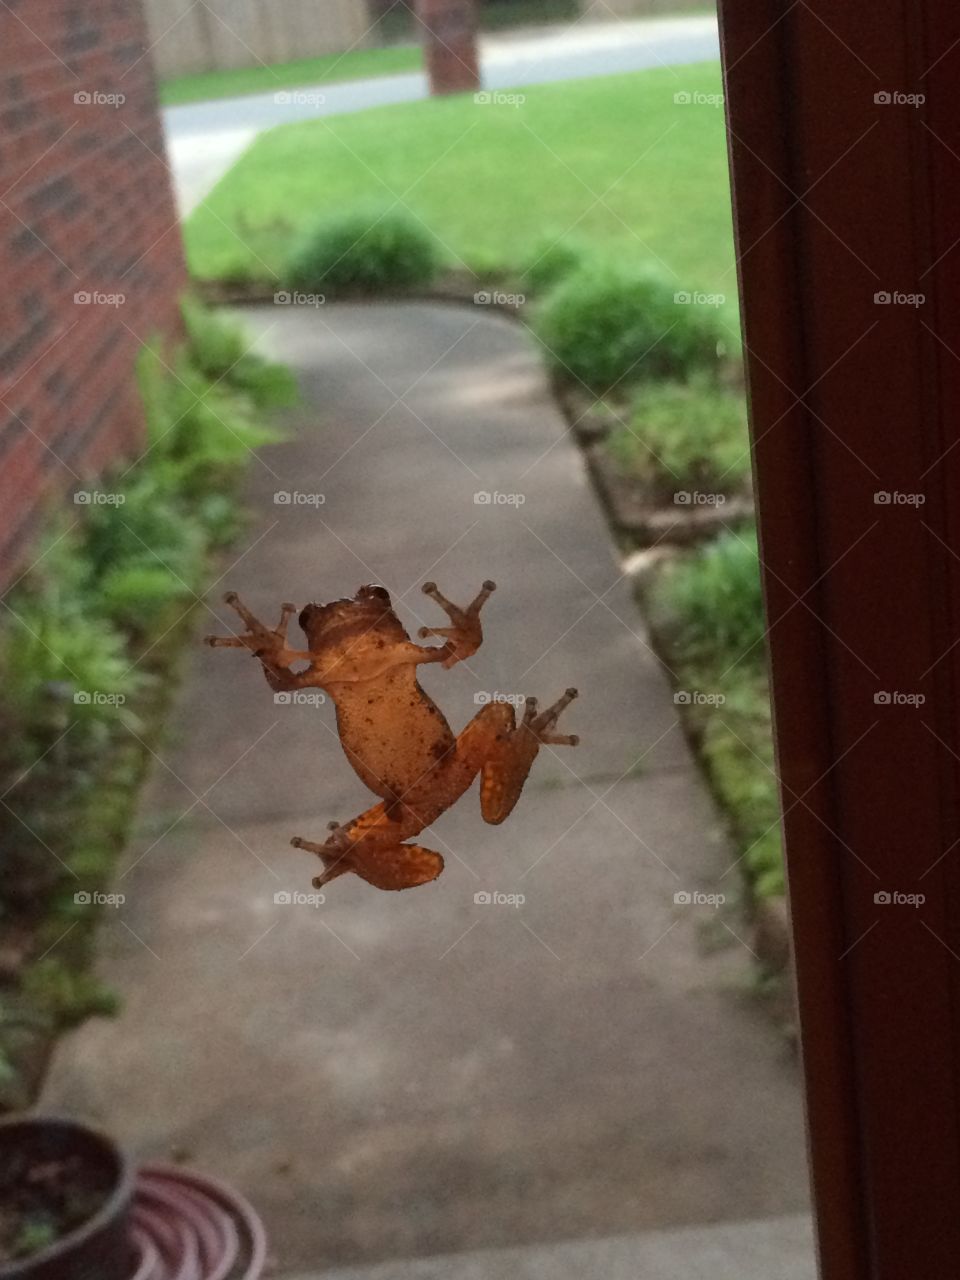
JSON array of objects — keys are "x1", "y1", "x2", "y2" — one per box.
[
  {"x1": 292, "y1": 819, "x2": 444, "y2": 892},
  {"x1": 459, "y1": 689, "x2": 579, "y2": 826}
]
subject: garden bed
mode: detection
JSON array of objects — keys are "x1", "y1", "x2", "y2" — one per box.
[{"x1": 0, "y1": 301, "x2": 296, "y2": 1108}]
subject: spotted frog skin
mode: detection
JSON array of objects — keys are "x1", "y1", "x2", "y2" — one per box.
[{"x1": 206, "y1": 581, "x2": 578, "y2": 892}]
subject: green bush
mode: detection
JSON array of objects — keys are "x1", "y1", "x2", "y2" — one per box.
[
  {"x1": 0, "y1": 296, "x2": 296, "y2": 1050},
  {"x1": 607, "y1": 374, "x2": 750, "y2": 496},
  {"x1": 519, "y1": 236, "x2": 591, "y2": 293},
  {"x1": 533, "y1": 264, "x2": 724, "y2": 393},
  {"x1": 287, "y1": 206, "x2": 442, "y2": 296},
  {"x1": 181, "y1": 296, "x2": 298, "y2": 408},
  {"x1": 655, "y1": 526, "x2": 765, "y2": 666},
  {"x1": 138, "y1": 347, "x2": 282, "y2": 495}
]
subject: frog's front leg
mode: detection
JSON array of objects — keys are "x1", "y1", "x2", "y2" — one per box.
[
  {"x1": 458, "y1": 689, "x2": 580, "y2": 824},
  {"x1": 205, "y1": 592, "x2": 316, "y2": 691},
  {"x1": 418, "y1": 578, "x2": 496, "y2": 668}
]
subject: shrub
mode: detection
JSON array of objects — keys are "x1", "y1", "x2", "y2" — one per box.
[
  {"x1": 180, "y1": 296, "x2": 298, "y2": 408},
  {"x1": 519, "y1": 236, "x2": 591, "y2": 293},
  {"x1": 655, "y1": 526, "x2": 765, "y2": 665},
  {"x1": 287, "y1": 206, "x2": 442, "y2": 296},
  {"x1": 533, "y1": 263, "x2": 724, "y2": 393},
  {"x1": 137, "y1": 347, "x2": 282, "y2": 495},
  {"x1": 607, "y1": 374, "x2": 750, "y2": 496}
]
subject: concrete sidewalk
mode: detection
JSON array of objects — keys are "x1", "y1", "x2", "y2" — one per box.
[
  {"x1": 165, "y1": 15, "x2": 720, "y2": 212},
  {"x1": 43, "y1": 303, "x2": 810, "y2": 1275}
]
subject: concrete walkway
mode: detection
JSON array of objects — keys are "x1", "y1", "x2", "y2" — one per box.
[
  {"x1": 43, "y1": 303, "x2": 811, "y2": 1276},
  {"x1": 165, "y1": 16, "x2": 720, "y2": 212}
]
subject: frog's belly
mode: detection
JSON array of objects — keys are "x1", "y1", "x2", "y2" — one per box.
[{"x1": 335, "y1": 699, "x2": 456, "y2": 800}]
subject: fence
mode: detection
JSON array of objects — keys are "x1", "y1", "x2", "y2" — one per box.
[{"x1": 144, "y1": 0, "x2": 375, "y2": 79}]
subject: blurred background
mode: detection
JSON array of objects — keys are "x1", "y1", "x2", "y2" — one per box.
[{"x1": 0, "y1": 1, "x2": 813, "y2": 1276}]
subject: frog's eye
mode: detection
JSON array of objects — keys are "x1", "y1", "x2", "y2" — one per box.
[{"x1": 369, "y1": 586, "x2": 390, "y2": 602}]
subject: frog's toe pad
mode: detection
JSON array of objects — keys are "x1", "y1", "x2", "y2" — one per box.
[{"x1": 352, "y1": 844, "x2": 445, "y2": 891}]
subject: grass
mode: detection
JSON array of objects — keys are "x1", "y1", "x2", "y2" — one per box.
[
  {"x1": 184, "y1": 63, "x2": 736, "y2": 308},
  {"x1": 606, "y1": 374, "x2": 751, "y2": 497},
  {"x1": 159, "y1": 45, "x2": 422, "y2": 107},
  {"x1": 647, "y1": 526, "x2": 784, "y2": 899}
]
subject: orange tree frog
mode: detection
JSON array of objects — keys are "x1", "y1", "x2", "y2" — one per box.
[{"x1": 205, "y1": 581, "x2": 578, "y2": 892}]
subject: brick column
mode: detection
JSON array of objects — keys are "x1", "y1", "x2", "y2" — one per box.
[{"x1": 415, "y1": 0, "x2": 481, "y2": 95}]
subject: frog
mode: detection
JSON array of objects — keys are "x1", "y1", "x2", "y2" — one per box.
[{"x1": 205, "y1": 580, "x2": 579, "y2": 892}]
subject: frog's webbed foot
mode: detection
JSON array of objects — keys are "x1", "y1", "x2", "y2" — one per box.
[
  {"x1": 523, "y1": 687, "x2": 580, "y2": 747},
  {"x1": 418, "y1": 579, "x2": 496, "y2": 669},
  {"x1": 291, "y1": 824, "x2": 444, "y2": 892},
  {"x1": 205, "y1": 593, "x2": 311, "y2": 666}
]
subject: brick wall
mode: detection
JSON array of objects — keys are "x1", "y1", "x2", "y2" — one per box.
[{"x1": 0, "y1": 0, "x2": 186, "y2": 587}]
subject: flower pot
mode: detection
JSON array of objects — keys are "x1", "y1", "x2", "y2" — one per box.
[{"x1": 0, "y1": 1115, "x2": 135, "y2": 1280}]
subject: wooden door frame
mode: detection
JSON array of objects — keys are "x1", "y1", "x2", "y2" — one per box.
[{"x1": 717, "y1": 1, "x2": 960, "y2": 1275}]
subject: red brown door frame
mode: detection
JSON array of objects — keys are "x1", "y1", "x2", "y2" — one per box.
[{"x1": 717, "y1": 2, "x2": 960, "y2": 1276}]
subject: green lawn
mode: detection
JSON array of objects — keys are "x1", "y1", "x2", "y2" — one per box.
[
  {"x1": 184, "y1": 63, "x2": 737, "y2": 308},
  {"x1": 160, "y1": 45, "x2": 422, "y2": 107}
]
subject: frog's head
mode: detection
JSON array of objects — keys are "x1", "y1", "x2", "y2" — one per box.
[{"x1": 298, "y1": 585, "x2": 410, "y2": 683}]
